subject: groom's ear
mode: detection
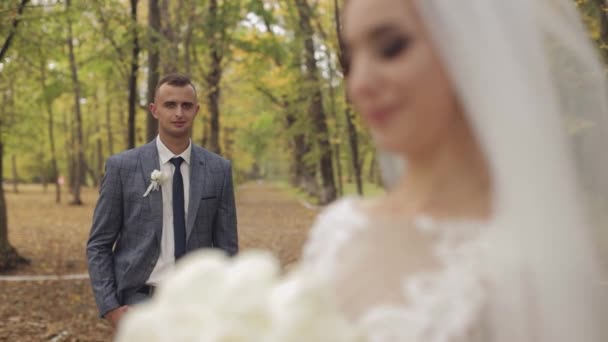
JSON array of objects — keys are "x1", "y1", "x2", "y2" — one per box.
[{"x1": 149, "y1": 103, "x2": 158, "y2": 119}]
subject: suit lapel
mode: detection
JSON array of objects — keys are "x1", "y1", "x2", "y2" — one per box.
[
  {"x1": 140, "y1": 141, "x2": 163, "y2": 237},
  {"x1": 186, "y1": 147, "x2": 206, "y2": 240}
]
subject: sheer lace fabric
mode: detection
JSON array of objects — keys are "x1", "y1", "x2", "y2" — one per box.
[{"x1": 302, "y1": 198, "x2": 491, "y2": 342}]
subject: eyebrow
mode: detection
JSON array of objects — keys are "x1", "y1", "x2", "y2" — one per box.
[
  {"x1": 344, "y1": 23, "x2": 402, "y2": 50},
  {"x1": 368, "y1": 24, "x2": 401, "y2": 40},
  {"x1": 162, "y1": 100, "x2": 194, "y2": 105}
]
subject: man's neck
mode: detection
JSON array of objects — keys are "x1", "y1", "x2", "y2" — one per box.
[{"x1": 159, "y1": 134, "x2": 190, "y2": 155}]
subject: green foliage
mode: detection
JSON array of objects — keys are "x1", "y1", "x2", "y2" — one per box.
[{"x1": 1, "y1": 1, "x2": 364, "y2": 191}]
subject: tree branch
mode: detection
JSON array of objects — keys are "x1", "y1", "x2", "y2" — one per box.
[
  {"x1": 254, "y1": 84, "x2": 287, "y2": 108},
  {"x1": 0, "y1": 0, "x2": 30, "y2": 63},
  {"x1": 92, "y1": 0, "x2": 126, "y2": 61}
]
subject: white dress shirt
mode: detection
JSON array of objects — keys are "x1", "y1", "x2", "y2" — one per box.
[{"x1": 147, "y1": 136, "x2": 191, "y2": 286}]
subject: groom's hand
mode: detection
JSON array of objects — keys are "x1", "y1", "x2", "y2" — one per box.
[{"x1": 105, "y1": 305, "x2": 130, "y2": 329}]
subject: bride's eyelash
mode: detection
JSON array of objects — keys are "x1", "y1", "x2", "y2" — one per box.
[{"x1": 380, "y1": 37, "x2": 410, "y2": 59}]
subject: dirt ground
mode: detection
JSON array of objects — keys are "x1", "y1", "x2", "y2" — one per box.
[{"x1": 0, "y1": 182, "x2": 318, "y2": 342}]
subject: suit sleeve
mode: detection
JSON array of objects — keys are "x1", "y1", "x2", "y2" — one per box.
[
  {"x1": 86, "y1": 156, "x2": 123, "y2": 317},
  {"x1": 213, "y1": 161, "x2": 238, "y2": 256}
]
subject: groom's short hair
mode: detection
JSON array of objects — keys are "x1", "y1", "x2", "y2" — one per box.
[{"x1": 154, "y1": 73, "x2": 197, "y2": 100}]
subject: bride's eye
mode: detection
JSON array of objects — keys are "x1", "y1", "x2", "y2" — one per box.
[{"x1": 379, "y1": 37, "x2": 410, "y2": 59}]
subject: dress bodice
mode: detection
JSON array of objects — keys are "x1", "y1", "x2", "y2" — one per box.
[{"x1": 301, "y1": 197, "x2": 491, "y2": 341}]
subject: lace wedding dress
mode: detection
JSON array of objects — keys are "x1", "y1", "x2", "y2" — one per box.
[{"x1": 302, "y1": 197, "x2": 497, "y2": 342}]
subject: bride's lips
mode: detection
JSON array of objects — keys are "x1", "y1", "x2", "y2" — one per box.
[{"x1": 363, "y1": 106, "x2": 398, "y2": 126}]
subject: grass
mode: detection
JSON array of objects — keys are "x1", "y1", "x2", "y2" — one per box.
[
  {"x1": 341, "y1": 181, "x2": 385, "y2": 197},
  {"x1": 272, "y1": 181, "x2": 318, "y2": 205},
  {"x1": 272, "y1": 180, "x2": 385, "y2": 206}
]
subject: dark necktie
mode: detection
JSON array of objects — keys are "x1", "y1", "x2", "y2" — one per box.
[{"x1": 170, "y1": 157, "x2": 186, "y2": 259}]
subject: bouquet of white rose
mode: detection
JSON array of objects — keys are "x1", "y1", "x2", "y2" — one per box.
[{"x1": 115, "y1": 250, "x2": 362, "y2": 342}]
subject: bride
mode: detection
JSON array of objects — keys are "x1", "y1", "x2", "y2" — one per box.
[
  {"x1": 117, "y1": 0, "x2": 607, "y2": 341},
  {"x1": 301, "y1": 0, "x2": 608, "y2": 340}
]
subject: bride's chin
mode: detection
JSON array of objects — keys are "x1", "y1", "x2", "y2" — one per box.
[{"x1": 371, "y1": 131, "x2": 413, "y2": 157}]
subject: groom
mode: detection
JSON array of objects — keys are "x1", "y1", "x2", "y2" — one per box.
[{"x1": 86, "y1": 74, "x2": 238, "y2": 328}]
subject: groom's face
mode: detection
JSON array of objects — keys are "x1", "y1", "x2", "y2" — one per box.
[{"x1": 150, "y1": 83, "x2": 199, "y2": 139}]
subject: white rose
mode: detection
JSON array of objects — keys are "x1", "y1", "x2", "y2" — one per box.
[
  {"x1": 268, "y1": 269, "x2": 362, "y2": 342},
  {"x1": 143, "y1": 170, "x2": 167, "y2": 197},
  {"x1": 150, "y1": 169, "x2": 166, "y2": 183},
  {"x1": 116, "y1": 250, "x2": 361, "y2": 342}
]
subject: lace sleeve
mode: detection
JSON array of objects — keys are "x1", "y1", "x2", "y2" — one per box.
[{"x1": 300, "y1": 197, "x2": 363, "y2": 276}]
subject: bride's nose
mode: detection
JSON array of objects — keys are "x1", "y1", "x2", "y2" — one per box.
[{"x1": 347, "y1": 54, "x2": 380, "y2": 102}]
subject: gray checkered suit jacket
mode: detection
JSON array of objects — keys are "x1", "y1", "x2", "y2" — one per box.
[{"x1": 86, "y1": 140, "x2": 238, "y2": 317}]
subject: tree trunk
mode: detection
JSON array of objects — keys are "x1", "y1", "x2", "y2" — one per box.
[
  {"x1": 147, "y1": 0, "x2": 160, "y2": 142},
  {"x1": 334, "y1": 0, "x2": 363, "y2": 195},
  {"x1": 120, "y1": 101, "x2": 128, "y2": 149},
  {"x1": 369, "y1": 152, "x2": 382, "y2": 186},
  {"x1": 105, "y1": 83, "x2": 114, "y2": 156},
  {"x1": 6, "y1": 83, "x2": 17, "y2": 196},
  {"x1": 160, "y1": 0, "x2": 178, "y2": 74},
  {"x1": 296, "y1": 137, "x2": 317, "y2": 196},
  {"x1": 128, "y1": 0, "x2": 140, "y2": 149},
  {"x1": 255, "y1": 84, "x2": 315, "y2": 193},
  {"x1": 346, "y1": 153, "x2": 353, "y2": 183},
  {"x1": 95, "y1": 120, "x2": 103, "y2": 187},
  {"x1": 39, "y1": 150, "x2": 47, "y2": 193},
  {"x1": 0, "y1": 94, "x2": 28, "y2": 271},
  {"x1": 39, "y1": 52, "x2": 60, "y2": 203},
  {"x1": 368, "y1": 152, "x2": 376, "y2": 182},
  {"x1": 334, "y1": 141, "x2": 343, "y2": 196},
  {"x1": 294, "y1": 0, "x2": 336, "y2": 204},
  {"x1": 83, "y1": 159, "x2": 97, "y2": 187},
  {"x1": 206, "y1": 0, "x2": 222, "y2": 155},
  {"x1": 207, "y1": 60, "x2": 222, "y2": 154},
  {"x1": 344, "y1": 106, "x2": 363, "y2": 194},
  {"x1": 183, "y1": 2, "x2": 196, "y2": 75},
  {"x1": 286, "y1": 112, "x2": 317, "y2": 195},
  {"x1": 201, "y1": 115, "x2": 209, "y2": 148},
  {"x1": 325, "y1": 44, "x2": 343, "y2": 197},
  {"x1": 66, "y1": 0, "x2": 84, "y2": 205},
  {"x1": 190, "y1": 36, "x2": 209, "y2": 148},
  {"x1": 11, "y1": 155, "x2": 18, "y2": 194},
  {"x1": 69, "y1": 106, "x2": 84, "y2": 195},
  {"x1": 222, "y1": 127, "x2": 235, "y2": 160},
  {"x1": 258, "y1": 16, "x2": 315, "y2": 193},
  {"x1": 63, "y1": 112, "x2": 74, "y2": 196}
]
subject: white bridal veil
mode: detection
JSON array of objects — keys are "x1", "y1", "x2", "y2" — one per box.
[{"x1": 376, "y1": 0, "x2": 608, "y2": 340}]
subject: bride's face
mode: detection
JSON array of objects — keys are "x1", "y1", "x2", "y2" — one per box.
[{"x1": 344, "y1": 0, "x2": 460, "y2": 156}]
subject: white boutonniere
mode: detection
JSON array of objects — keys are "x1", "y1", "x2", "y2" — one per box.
[{"x1": 143, "y1": 170, "x2": 167, "y2": 197}]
